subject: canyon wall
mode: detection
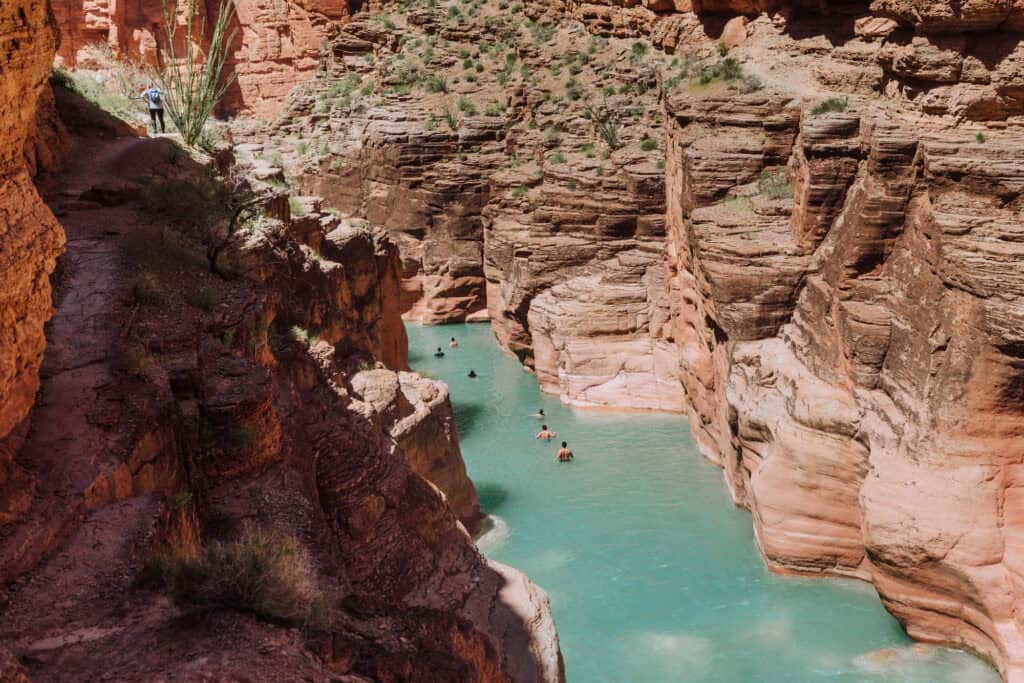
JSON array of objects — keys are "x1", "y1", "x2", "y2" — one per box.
[
  {"x1": 276, "y1": 12, "x2": 686, "y2": 410},
  {"x1": 661, "y1": 39, "x2": 1024, "y2": 683},
  {"x1": 52, "y1": 0, "x2": 359, "y2": 117},
  {"x1": 278, "y1": 0, "x2": 1024, "y2": 678},
  {"x1": 0, "y1": 0, "x2": 66, "y2": 523}
]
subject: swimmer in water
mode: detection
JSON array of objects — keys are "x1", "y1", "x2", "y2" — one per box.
[
  {"x1": 468, "y1": 369, "x2": 477, "y2": 378},
  {"x1": 556, "y1": 441, "x2": 574, "y2": 462},
  {"x1": 449, "y1": 337, "x2": 458, "y2": 348},
  {"x1": 535, "y1": 425, "x2": 557, "y2": 440},
  {"x1": 434, "y1": 347, "x2": 445, "y2": 358},
  {"x1": 531, "y1": 408, "x2": 545, "y2": 419}
]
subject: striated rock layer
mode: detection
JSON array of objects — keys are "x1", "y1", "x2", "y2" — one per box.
[
  {"x1": 0, "y1": 0, "x2": 66, "y2": 523},
  {"x1": 52, "y1": 0, "x2": 356, "y2": 117},
  {"x1": 269, "y1": 11, "x2": 686, "y2": 410},
  {"x1": 663, "y1": 90, "x2": 1024, "y2": 681}
]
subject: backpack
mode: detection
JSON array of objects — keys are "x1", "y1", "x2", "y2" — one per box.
[{"x1": 147, "y1": 89, "x2": 162, "y2": 107}]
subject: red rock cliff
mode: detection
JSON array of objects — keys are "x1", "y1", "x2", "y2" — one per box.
[
  {"x1": 0, "y1": 0, "x2": 65, "y2": 521},
  {"x1": 661, "y1": 36, "x2": 1024, "y2": 683},
  {"x1": 52, "y1": 0, "x2": 356, "y2": 117}
]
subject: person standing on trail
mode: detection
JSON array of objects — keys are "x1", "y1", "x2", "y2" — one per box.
[{"x1": 140, "y1": 84, "x2": 165, "y2": 134}]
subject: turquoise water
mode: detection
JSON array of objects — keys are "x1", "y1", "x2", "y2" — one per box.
[{"x1": 406, "y1": 323, "x2": 999, "y2": 683}]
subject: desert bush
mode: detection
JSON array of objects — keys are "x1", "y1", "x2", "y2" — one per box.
[
  {"x1": 640, "y1": 137, "x2": 658, "y2": 152},
  {"x1": 550, "y1": 151, "x2": 567, "y2": 164},
  {"x1": 810, "y1": 97, "x2": 848, "y2": 115},
  {"x1": 132, "y1": 273, "x2": 163, "y2": 305},
  {"x1": 976, "y1": 131, "x2": 987, "y2": 143},
  {"x1": 140, "y1": 523, "x2": 337, "y2": 629},
  {"x1": 699, "y1": 57, "x2": 743, "y2": 85},
  {"x1": 289, "y1": 197, "x2": 307, "y2": 217},
  {"x1": 425, "y1": 74, "x2": 447, "y2": 93},
  {"x1": 757, "y1": 169, "x2": 790, "y2": 199},
  {"x1": 457, "y1": 96, "x2": 477, "y2": 115},
  {"x1": 584, "y1": 103, "x2": 621, "y2": 150},
  {"x1": 189, "y1": 286, "x2": 221, "y2": 311}
]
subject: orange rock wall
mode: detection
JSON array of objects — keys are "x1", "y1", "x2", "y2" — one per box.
[
  {"x1": 663, "y1": 91, "x2": 1024, "y2": 681},
  {"x1": 0, "y1": 1, "x2": 65, "y2": 493},
  {"x1": 52, "y1": 0, "x2": 357, "y2": 117}
]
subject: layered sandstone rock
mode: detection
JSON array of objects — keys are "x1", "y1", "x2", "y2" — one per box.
[
  {"x1": 663, "y1": 86, "x2": 1024, "y2": 681},
  {"x1": 263, "y1": 9, "x2": 686, "y2": 409},
  {"x1": 0, "y1": 0, "x2": 66, "y2": 525},
  {"x1": 350, "y1": 368, "x2": 483, "y2": 530}
]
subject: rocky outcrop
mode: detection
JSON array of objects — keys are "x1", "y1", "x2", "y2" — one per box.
[
  {"x1": 0, "y1": 0, "x2": 66, "y2": 524},
  {"x1": 350, "y1": 368, "x2": 483, "y2": 531},
  {"x1": 663, "y1": 87, "x2": 1024, "y2": 681}
]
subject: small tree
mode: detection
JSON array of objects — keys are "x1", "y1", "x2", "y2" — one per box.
[{"x1": 154, "y1": 0, "x2": 238, "y2": 146}]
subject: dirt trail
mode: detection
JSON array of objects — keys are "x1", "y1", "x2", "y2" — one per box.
[{"x1": 0, "y1": 134, "x2": 176, "y2": 582}]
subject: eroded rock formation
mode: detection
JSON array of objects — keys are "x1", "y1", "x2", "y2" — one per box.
[
  {"x1": 258, "y1": 10, "x2": 686, "y2": 410},
  {"x1": 663, "y1": 85, "x2": 1024, "y2": 682},
  {"x1": 0, "y1": 0, "x2": 66, "y2": 524}
]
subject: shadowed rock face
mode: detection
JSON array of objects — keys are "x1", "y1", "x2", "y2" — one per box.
[
  {"x1": 663, "y1": 89, "x2": 1024, "y2": 681},
  {"x1": 0, "y1": 0, "x2": 66, "y2": 521}
]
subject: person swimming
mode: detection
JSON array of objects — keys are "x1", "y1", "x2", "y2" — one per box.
[
  {"x1": 434, "y1": 347, "x2": 445, "y2": 357},
  {"x1": 468, "y1": 369, "x2": 477, "y2": 378},
  {"x1": 531, "y1": 408, "x2": 545, "y2": 419},
  {"x1": 449, "y1": 337, "x2": 458, "y2": 348},
  {"x1": 556, "y1": 441, "x2": 574, "y2": 462},
  {"x1": 535, "y1": 425, "x2": 557, "y2": 440}
]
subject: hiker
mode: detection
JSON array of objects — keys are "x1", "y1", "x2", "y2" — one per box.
[
  {"x1": 434, "y1": 347, "x2": 445, "y2": 358},
  {"x1": 531, "y1": 408, "x2": 545, "y2": 419},
  {"x1": 536, "y1": 425, "x2": 557, "y2": 441},
  {"x1": 556, "y1": 441, "x2": 574, "y2": 462},
  {"x1": 449, "y1": 337, "x2": 458, "y2": 348},
  {"x1": 468, "y1": 369, "x2": 477, "y2": 378},
  {"x1": 140, "y1": 84, "x2": 165, "y2": 134}
]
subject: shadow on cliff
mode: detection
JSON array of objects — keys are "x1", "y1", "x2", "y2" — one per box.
[{"x1": 696, "y1": 0, "x2": 869, "y2": 46}]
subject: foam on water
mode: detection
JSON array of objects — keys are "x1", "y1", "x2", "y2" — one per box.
[
  {"x1": 409, "y1": 323, "x2": 999, "y2": 683},
  {"x1": 476, "y1": 514, "x2": 510, "y2": 555}
]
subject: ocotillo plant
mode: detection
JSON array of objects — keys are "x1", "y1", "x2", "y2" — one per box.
[{"x1": 153, "y1": 0, "x2": 238, "y2": 146}]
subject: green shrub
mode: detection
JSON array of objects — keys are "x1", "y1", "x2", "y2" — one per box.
[
  {"x1": 810, "y1": 97, "x2": 848, "y2": 116},
  {"x1": 630, "y1": 41, "x2": 648, "y2": 60},
  {"x1": 132, "y1": 273, "x2": 163, "y2": 305},
  {"x1": 189, "y1": 286, "x2": 221, "y2": 311},
  {"x1": 457, "y1": 96, "x2": 477, "y2": 115},
  {"x1": 512, "y1": 186, "x2": 528, "y2": 197},
  {"x1": 976, "y1": 131, "x2": 987, "y2": 143},
  {"x1": 288, "y1": 197, "x2": 307, "y2": 217},
  {"x1": 640, "y1": 137, "x2": 658, "y2": 152},
  {"x1": 550, "y1": 151, "x2": 567, "y2": 164},
  {"x1": 444, "y1": 108, "x2": 459, "y2": 130},
  {"x1": 139, "y1": 523, "x2": 337, "y2": 629},
  {"x1": 699, "y1": 57, "x2": 743, "y2": 85},
  {"x1": 756, "y1": 169, "x2": 790, "y2": 199}
]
